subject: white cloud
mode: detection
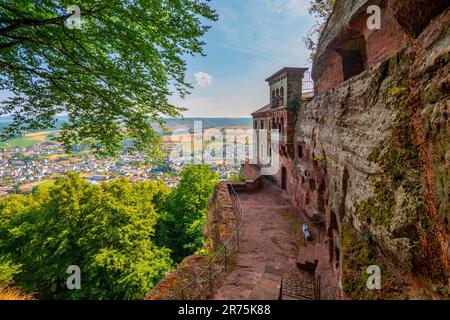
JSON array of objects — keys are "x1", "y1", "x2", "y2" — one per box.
[
  {"x1": 285, "y1": 0, "x2": 309, "y2": 12},
  {"x1": 263, "y1": 0, "x2": 309, "y2": 16},
  {"x1": 194, "y1": 72, "x2": 213, "y2": 87}
]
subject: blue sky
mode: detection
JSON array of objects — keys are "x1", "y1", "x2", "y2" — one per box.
[
  {"x1": 172, "y1": 0, "x2": 316, "y2": 117},
  {"x1": 0, "y1": 1, "x2": 316, "y2": 119}
]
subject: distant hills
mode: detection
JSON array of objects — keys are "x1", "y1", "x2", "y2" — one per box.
[{"x1": 0, "y1": 116, "x2": 252, "y2": 134}]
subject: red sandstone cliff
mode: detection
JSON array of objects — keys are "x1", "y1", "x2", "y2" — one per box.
[{"x1": 294, "y1": 0, "x2": 449, "y2": 299}]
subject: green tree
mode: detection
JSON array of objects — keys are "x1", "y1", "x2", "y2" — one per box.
[
  {"x1": 156, "y1": 164, "x2": 219, "y2": 262},
  {"x1": 0, "y1": 254, "x2": 22, "y2": 285},
  {"x1": 0, "y1": 1, "x2": 218, "y2": 156},
  {"x1": 0, "y1": 168, "x2": 219, "y2": 298},
  {"x1": 0, "y1": 174, "x2": 173, "y2": 299},
  {"x1": 0, "y1": 193, "x2": 36, "y2": 286}
]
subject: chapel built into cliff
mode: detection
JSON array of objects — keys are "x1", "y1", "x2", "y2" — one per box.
[
  {"x1": 251, "y1": 67, "x2": 309, "y2": 173},
  {"x1": 150, "y1": 0, "x2": 449, "y2": 300}
]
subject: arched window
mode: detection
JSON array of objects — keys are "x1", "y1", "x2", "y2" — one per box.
[
  {"x1": 279, "y1": 87, "x2": 284, "y2": 105},
  {"x1": 271, "y1": 90, "x2": 277, "y2": 108},
  {"x1": 335, "y1": 29, "x2": 368, "y2": 81},
  {"x1": 297, "y1": 144, "x2": 303, "y2": 159},
  {"x1": 280, "y1": 117, "x2": 284, "y2": 134},
  {"x1": 273, "y1": 89, "x2": 279, "y2": 108},
  {"x1": 260, "y1": 120, "x2": 264, "y2": 129},
  {"x1": 281, "y1": 167, "x2": 287, "y2": 190}
]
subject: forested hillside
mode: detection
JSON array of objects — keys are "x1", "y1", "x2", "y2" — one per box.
[{"x1": 0, "y1": 165, "x2": 218, "y2": 299}]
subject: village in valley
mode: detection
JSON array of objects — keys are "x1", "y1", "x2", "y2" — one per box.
[{"x1": 0, "y1": 124, "x2": 249, "y2": 197}]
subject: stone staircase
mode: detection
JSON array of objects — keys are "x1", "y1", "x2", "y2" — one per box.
[
  {"x1": 282, "y1": 278, "x2": 314, "y2": 300},
  {"x1": 248, "y1": 265, "x2": 315, "y2": 300},
  {"x1": 248, "y1": 266, "x2": 283, "y2": 300},
  {"x1": 297, "y1": 244, "x2": 318, "y2": 271}
]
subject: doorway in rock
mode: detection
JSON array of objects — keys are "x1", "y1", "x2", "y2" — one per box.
[
  {"x1": 335, "y1": 29, "x2": 367, "y2": 81},
  {"x1": 281, "y1": 167, "x2": 287, "y2": 190}
]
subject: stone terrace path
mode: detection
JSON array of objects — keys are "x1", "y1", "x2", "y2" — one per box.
[{"x1": 211, "y1": 180, "x2": 313, "y2": 300}]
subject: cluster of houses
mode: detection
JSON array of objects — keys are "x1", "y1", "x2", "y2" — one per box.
[{"x1": 0, "y1": 141, "x2": 241, "y2": 197}]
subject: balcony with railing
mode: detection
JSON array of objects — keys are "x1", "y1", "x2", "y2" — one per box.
[{"x1": 302, "y1": 71, "x2": 314, "y2": 100}]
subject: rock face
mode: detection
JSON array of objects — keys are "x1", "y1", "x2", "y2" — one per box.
[
  {"x1": 294, "y1": 0, "x2": 450, "y2": 299},
  {"x1": 313, "y1": 0, "x2": 449, "y2": 94}
]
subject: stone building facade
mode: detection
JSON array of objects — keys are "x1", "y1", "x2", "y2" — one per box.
[{"x1": 251, "y1": 67, "x2": 310, "y2": 190}]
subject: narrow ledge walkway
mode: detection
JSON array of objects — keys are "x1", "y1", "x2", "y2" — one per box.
[{"x1": 211, "y1": 180, "x2": 313, "y2": 300}]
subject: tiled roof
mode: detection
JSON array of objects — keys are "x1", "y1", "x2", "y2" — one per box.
[
  {"x1": 251, "y1": 104, "x2": 270, "y2": 116},
  {"x1": 265, "y1": 67, "x2": 308, "y2": 82}
]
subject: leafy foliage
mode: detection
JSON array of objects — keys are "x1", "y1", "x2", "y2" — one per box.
[
  {"x1": 0, "y1": 165, "x2": 218, "y2": 299},
  {"x1": 303, "y1": 0, "x2": 335, "y2": 60},
  {"x1": 0, "y1": 254, "x2": 22, "y2": 285},
  {"x1": 156, "y1": 164, "x2": 219, "y2": 262},
  {"x1": 307, "y1": 0, "x2": 336, "y2": 20},
  {"x1": 0, "y1": 174, "x2": 173, "y2": 299},
  {"x1": 0, "y1": 1, "x2": 218, "y2": 156}
]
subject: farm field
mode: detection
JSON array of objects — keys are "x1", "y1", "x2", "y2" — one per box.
[
  {"x1": 0, "y1": 138, "x2": 40, "y2": 149},
  {"x1": 20, "y1": 179, "x2": 55, "y2": 193},
  {"x1": 0, "y1": 130, "x2": 58, "y2": 149}
]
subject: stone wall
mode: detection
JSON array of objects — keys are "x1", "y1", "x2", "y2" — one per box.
[
  {"x1": 295, "y1": 2, "x2": 449, "y2": 299},
  {"x1": 241, "y1": 0, "x2": 448, "y2": 300},
  {"x1": 242, "y1": 163, "x2": 261, "y2": 182}
]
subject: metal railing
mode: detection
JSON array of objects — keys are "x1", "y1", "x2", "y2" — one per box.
[
  {"x1": 313, "y1": 275, "x2": 319, "y2": 300},
  {"x1": 326, "y1": 283, "x2": 341, "y2": 300},
  {"x1": 167, "y1": 183, "x2": 245, "y2": 300},
  {"x1": 318, "y1": 277, "x2": 341, "y2": 300},
  {"x1": 302, "y1": 71, "x2": 314, "y2": 98}
]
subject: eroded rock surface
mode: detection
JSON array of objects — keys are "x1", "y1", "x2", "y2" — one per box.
[{"x1": 297, "y1": 2, "x2": 449, "y2": 299}]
